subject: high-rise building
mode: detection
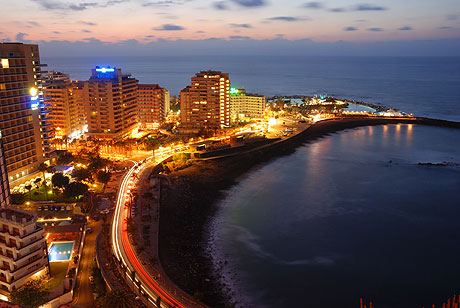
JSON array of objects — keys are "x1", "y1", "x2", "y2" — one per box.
[
  {"x1": 43, "y1": 71, "x2": 86, "y2": 139},
  {"x1": 0, "y1": 43, "x2": 51, "y2": 183},
  {"x1": 230, "y1": 87, "x2": 266, "y2": 121},
  {"x1": 0, "y1": 207, "x2": 48, "y2": 294},
  {"x1": 0, "y1": 132, "x2": 11, "y2": 209},
  {"x1": 138, "y1": 84, "x2": 168, "y2": 129},
  {"x1": 180, "y1": 70, "x2": 230, "y2": 130},
  {"x1": 0, "y1": 134, "x2": 48, "y2": 294},
  {"x1": 84, "y1": 67, "x2": 138, "y2": 140}
]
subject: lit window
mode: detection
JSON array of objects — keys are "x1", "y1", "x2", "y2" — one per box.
[{"x1": 1, "y1": 59, "x2": 9, "y2": 68}]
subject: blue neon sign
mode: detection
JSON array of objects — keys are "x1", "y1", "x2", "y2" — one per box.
[
  {"x1": 95, "y1": 67, "x2": 115, "y2": 73},
  {"x1": 31, "y1": 95, "x2": 39, "y2": 110}
]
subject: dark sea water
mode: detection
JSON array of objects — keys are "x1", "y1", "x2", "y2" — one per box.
[
  {"x1": 42, "y1": 56, "x2": 460, "y2": 122},
  {"x1": 43, "y1": 55, "x2": 460, "y2": 307},
  {"x1": 210, "y1": 124, "x2": 460, "y2": 308}
]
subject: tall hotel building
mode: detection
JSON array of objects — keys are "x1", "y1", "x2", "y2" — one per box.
[
  {"x1": 138, "y1": 84, "x2": 169, "y2": 129},
  {"x1": 0, "y1": 133, "x2": 48, "y2": 294},
  {"x1": 43, "y1": 71, "x2": 86, "y2": 139},
  {"x1": 0, "y1": 43, "x2": 51, "y2": 183},
  {"x1": 180, "y1": 71, "x2": 230, "y2": 131},
  {"x1": 230, "y1": 88, "x2": 266, "y2": 121},
  {"x1": 84, "y1": 67, "x2": 138, "y2": 140}
]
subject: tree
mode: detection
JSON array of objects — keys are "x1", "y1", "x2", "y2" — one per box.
[
  {"x1": 64, "y1": 182, "x2": 88, "y2": 199},
  {"x1": 10, "y1": 193, "x2": 25, "y2": 205},
  {"x1": 72, "y1": 168, "x2": 93, "y2": 182},
  {"x1": 51, "y1": 172, "x2": 70, "y2": 189},
  {"x1": 9, "y1": 279, "x2": 49, "y2": 308},
  {"x1": 88, "y1": 155, "x2": 109, "y2": 174},
  {"x1": 38, "y1": 162, "x2": 48, "y2": 180},
  {"x1": 96, "y1": 171, "x2": 111, "y2": 189},
  {"x1": 25, "y1": 184, "x2": 33, "y2": 199},
  {"x1": 34, "y1": 178, "x2": 42, "y2": 189},
  {"x1": 98, "y1": 290, "x2": 132, "y2": 308}
]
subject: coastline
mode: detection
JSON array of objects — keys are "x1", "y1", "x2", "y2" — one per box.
[{"x1": 158, "y1": 116, "x2": 460, "y2": 307}]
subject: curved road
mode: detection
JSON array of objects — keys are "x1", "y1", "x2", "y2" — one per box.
[{"x1": 111, "y1": 152, "x2": 202, "y2": 308}]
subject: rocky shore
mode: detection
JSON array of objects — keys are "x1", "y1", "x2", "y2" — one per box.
[{"x1": 157, "y1": 116, "x2": 460, "y2": 308}]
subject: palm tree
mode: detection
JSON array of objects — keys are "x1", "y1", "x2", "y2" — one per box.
[
  {"x1": 98, "y1": 290, "x2": 132, "y2": 308},
  {"x1": 25, "y1": 184, "x2": 32, "y2": 200},
  {"x1": 38, "y1": 163, "x2": 48, "y2": 180}
]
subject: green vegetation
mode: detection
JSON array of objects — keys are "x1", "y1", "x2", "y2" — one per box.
[
  {"x1": 96, "y1": 290, "x2": 132, "y2": 308},
  {"x1": 91, "y1": 266, "x2": 106, "y2": 296},
  {"x1": 64, "y1": 182, "x2": 88, "y2": 199},
  {"x1": 10, "y1": 192, "x2": 25, "y2": 205},
  {"x1": 45, "y1": 262, "x2": 69, "y2": 291},
  {"x1": 51, "y1": 173, "x2": 70, "y2": 189},
  {"x1": 9, "y1": 279, "x2": 50, "y2": 308}
]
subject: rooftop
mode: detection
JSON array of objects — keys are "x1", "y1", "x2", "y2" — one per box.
[{"x1": 0, "y1": 207, "x2": 35, "y2": 224}]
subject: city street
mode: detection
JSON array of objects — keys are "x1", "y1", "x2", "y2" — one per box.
[{"x1": 73, "y1": 219, "x2": 102, "y2": 308}]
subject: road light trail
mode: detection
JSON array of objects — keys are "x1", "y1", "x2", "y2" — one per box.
[{"x1": 111, "y1": 156, "x2": 189, "y2": 308}]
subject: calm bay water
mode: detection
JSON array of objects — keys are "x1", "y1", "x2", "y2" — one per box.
[
  {"x1": 42, "y1": 56, "x2": 460, "y2": 121},
  {"x1": 210, "y1": 124, "x2": 460, "y2": 308},
  {"x1": 43, "y1": 55, "x2": 460, "y2": 307}
]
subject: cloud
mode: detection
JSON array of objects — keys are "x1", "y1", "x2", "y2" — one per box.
[
  {"x1": 354, "y1": 4, "x2": 387, "y2": 11},
  {"x1": 196, "y1": 30, "x2": 206, "y2": 33},
  {"x1": 32, "y1": 0, "x2": 126, "y2": 11},
  {"x1": 145, "y1": 35, "x2": 156, "y2": 38},
  {"x1": 16, "y1": 33, "x2": 28, "y2": 41},
  {"x1": 52, "y1": 31, "x2": 61, "y2": 34},
  {"x1": 344, "y1": 26, "x2": 358, "y2": 31},
  {"x1": 302, "y1": 2, "x2": 323, "y2": 9},
  {"x1": 398, "y1": 26, "x2": 413, "y2": 31},
  {"x1": 153, "y1": 24, "x2": 185, "y2": 31},
  {"x1": 28, "y1": 21, "x2": 41, "y2": 27},
  {"x1": 229, "y1": 35, "x2": 251, "y2": 39},
  {"x1": 82, "y1": 37, "x2": 103, "y2": 43},
  {"x1": 68, "y1": 2, "x2": 98, "y2": 11},
  {"x1": 231, "y1": 0, "x2": 266, "y2": 7},
  {"x1": 266, "y1": 16, "x2": 303, "y2": 22},
  {"x1": 213, "y1": 1, "x2": 228, "y2": 9},
  {"x1": 143, "y1": 0, "x2": 189, "y2": 7},
  {"x1": 329, "y1": 7, "x2": 346, "y2": 12},
  {"x1": 78, "y1": 21, "x2": 97, "y2": 26},
  {"x1": 367, "y1": 27, "x2": 383, "y2": 32},
  {"x1": 439, "y1": 26, "x2": 453, "y2": 30},
  {"x1": 229, "y1": 23, "x2": 252, "y2": 28},
  {"x1": 82, "y1": 29, "x2": 92, "y2": 33},
  {"x1": 446, "y1": 14, "x2": 458, "y2": 21}
]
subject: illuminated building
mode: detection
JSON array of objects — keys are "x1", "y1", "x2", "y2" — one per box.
[
  {"x1": 0, "y1": 207, "x2": 48, "y2": 294},
  {"x1": 0, "y1": 138, "x2": 48, "y2": 293},
  {"x1": 138, "y1": 84, "x2": 169, "y2": 129},
  {"x1": 84, "y1": 67, "x2": 138, "y2": 140},
  {"x1": 230, "y1": 87, "x2": 266, "y2": 121},
  {"x1": 0, "y1": 43, "x2": 50, "y2": 183},
  {"x1": 180, "y1": 70, "x2": 230, "y2": 131},
  {"x1": 43, "y1": 72, "x2": 86, "y2": 139}
]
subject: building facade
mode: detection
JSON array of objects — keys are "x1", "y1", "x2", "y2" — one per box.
[
  {"x1": 180, "y1": 71, "x2": 230, "y2": 130},
  {"x1": 138, "y1": 84, "x2": 168, "y2": 129},
  {"x1": 0, "y1": 207, "x2": 48, "y2": 294},
  {"x1": 84, "y1": 67, "x2": 138, "y2": 140},
  {"x1": 0, "y1": 43, "x2": 50, "y2": 183},
  {"x1": 0, "y1": 133, "x2": 10, "y2": 210},
  {"x1": 230, "y1": 87, "x2": 266, "y2": 121},
  {"x1": 43, "y1": 72, "x2": 86, "y2": 139}
]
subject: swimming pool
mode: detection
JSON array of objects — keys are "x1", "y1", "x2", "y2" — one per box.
[{"x1": 48, "y1": 241, "x2": 74, "y2": 262}]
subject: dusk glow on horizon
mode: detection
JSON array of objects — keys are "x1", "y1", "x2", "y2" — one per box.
[{"x1": 2, "y1": 0, "x2": 459, "y2": 44}]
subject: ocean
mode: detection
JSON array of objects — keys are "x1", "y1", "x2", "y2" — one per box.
[
  {"x1": 42, "y1": 55, "x2": 460, "y2": 307},
  {"x1": 42, "y1": 56, "x2": 460, "y2": 122}
]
